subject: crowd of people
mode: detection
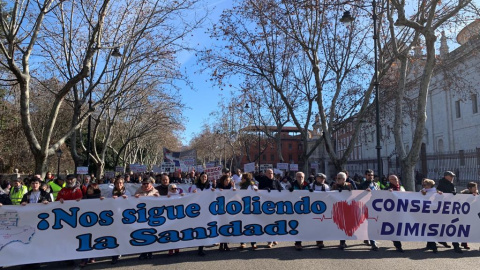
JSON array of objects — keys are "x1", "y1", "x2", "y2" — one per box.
[{"x1": 0, "y1": 168, "x2": 478, "y2": 269}]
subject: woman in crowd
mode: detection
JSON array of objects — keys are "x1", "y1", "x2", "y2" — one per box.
[
  {"x1": 310, "y1": 173, "x2": 329, "y2": 249},
  {"x1": 459, "y1": 182, "x2": 478, "y2": 250},
  {"x1": 217, "y1": 175, "x2": 236, "y2": 251},
  {"x1": 331, "y1": 172, "x2": 353, "y2": 250},
  {"x1": 166, "y1": 183, "x2": 184, "y2": 255},
  {"x1": 109, "y1": 177, "x2": 130, "y2": 264},
  {"x1": 109, "y1": 177, "x2": 132, "y2": 199},
  {"x1": 239, "y1": 172, "x2": 258, "y2": 250},
  {"x1": 79, "y1": 183, "x2": 104, "y2": 267},
  {"x1": 134, "y1": 177, "x2": 159, "y2": 260},
  {"x1": 191, "y1": 172, "x2": 215, "y2": 256}
]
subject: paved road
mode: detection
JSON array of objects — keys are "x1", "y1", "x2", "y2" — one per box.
[{"x1": 5, "y1": 241, "x2": 479, "y2": 270}]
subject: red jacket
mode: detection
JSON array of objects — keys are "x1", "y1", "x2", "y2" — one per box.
[{"x1": 56, "y1": 187, "x2": 83, "y2": 201}]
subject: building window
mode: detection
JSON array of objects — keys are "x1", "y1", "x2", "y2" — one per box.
[
  {"x1": 437, "y1": 139, "x2": 444, "y2": 153},
  {"x1": 270, "y1": 154, "x2": 274, "y2": 161},
  {"x1": 262, "y1": 154, "x2": 266, "y2": 161},
  {"x1": 288, "y1": 154, "x2": 293, "y2": 162},
  {"x1": 288, "y1": 143, "x2": 292, "y2": 150},
  {"x1": 455, "y1": 100, "x2": 461, "y2": 118},
  {"x1": 472, "y1": 94, "x2": 478, "y2": 114}
]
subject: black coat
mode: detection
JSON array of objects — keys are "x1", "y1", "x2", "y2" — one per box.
[
  {"x1": 21, "y1": 190, "x2": 52, "y2": 204},
  {"x1": 436, "y1": 178, "x2": 455, "y2": 193},
  {"x1": 256, "y1": 175, "x2": 283, "y2": 191}
]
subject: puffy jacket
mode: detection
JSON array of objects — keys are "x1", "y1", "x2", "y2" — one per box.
[
  {"x1": 21, "y1": 190, "x2": 53, "y2": 204},
  {"x1": 56, "y1": 187, "x2": 83, "y2": 201}
]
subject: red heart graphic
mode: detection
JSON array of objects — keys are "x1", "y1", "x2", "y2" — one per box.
[{"x1": 332, "y1": 200, "x2": 368, "y2": 236}]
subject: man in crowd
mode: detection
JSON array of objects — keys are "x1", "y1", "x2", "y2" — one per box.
[
  {"x1": 232, "y1": 169, "x2": 243, "y2": 186},
  {"x1": 56, "y1": 174, "x2": 83, "y2": 202},
  {"x1": 255, "y1": 168, "x2": 282, "y2": 248},
  {"x1": 358, "y1": 169, "x2": 379, "y2": 250},
  {"x1": 156, "y1": 174, "x2": 170, "y2": 195},
  {"x1": 437, "y1": 171, "x2": 462, "y2": 253}
]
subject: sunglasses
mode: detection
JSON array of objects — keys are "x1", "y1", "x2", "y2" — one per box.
[{"x1": 171, "y1": 188, "x2": 177, "y2": 190}]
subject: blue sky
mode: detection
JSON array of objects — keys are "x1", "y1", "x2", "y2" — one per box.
[{"x1": 176, "y1": 0, "x2": 233, "y2": 146}]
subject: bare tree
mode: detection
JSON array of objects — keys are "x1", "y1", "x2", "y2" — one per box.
[{"x1": 390, "y1": 0, "x2": 472, "y2": 190}]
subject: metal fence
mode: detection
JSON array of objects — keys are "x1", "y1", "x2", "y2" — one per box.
[
  {"x1": 422, "y1": 149, "x2": 479, "y2": 187},
  {"x1": 342, "y1": 148, "x2": 480, "y2": 189}
]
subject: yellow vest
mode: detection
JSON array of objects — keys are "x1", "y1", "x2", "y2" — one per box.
[
  {"x1": 49, "y1": 181, "x2": 65, "y2": 200},
  {"x1": 9, "y1": 185, "x2": 28, "y2": 205}
]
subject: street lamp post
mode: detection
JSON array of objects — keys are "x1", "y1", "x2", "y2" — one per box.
[
  {"x1": 340, "y1": 0, "x2": 382, "y2": 178},
  {"x1": 56, "y1": 148, "x2": 63, "y2": 179}
]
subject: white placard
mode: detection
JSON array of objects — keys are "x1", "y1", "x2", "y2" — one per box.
[
  {"x1": 244, "y1": 162, "x2": 256, "y2": 173},
  {"x1": 76, "y1": 167, "x2": 88, "y2": 175},
  {"x1": 277, "y1": 163, "x2": 289, "y2": 170},
  {"x1": 289, "y1": 164, "x2": 299, "y2": 171}
]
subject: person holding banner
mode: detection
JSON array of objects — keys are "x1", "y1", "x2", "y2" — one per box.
[
  {"x1": 108, "y1": 177, "x2": 130, "y2": 264},
  {"x1": 310, "y1": 173, "x2": 329, "y2": 249},
  {"x1": 358, "y1": 169, "x2": 380, "y2": 251},
  {"x1": 109, "y1": 177, "x2": 132, "y2": 199},
  {"x1": 135, "y1": 177, "x2": 159, "y2": 260},
  {"x1": 421, "y1": 179, "x2": 440, "y2": 253},
  {"x1": 191, "y1": 172, "x2": 215, "y2": 256},
  {"x1": 217, "y1": 175, "x2": 236, "y2": 251},
  {"x1": 20, "y1": 177, "x2": 52, "y2": 205},
  {"x1": 459, "y1": 182, "x2": 478, "y2": 250},
  {"x1": 256, "y1": 169, "x2": 282, "y2": 248},
  {"x1": 239, "y1": 172, "x2": 258, "y2": 250},
  {"x1": 78, "y1": 183, "x2": 104, "y2": 267},
  {"x1": 56, "y1": 175, "x2": 83, "y2": 203},
  {"x1": 385, "y1": 175, "x2": 404, "y2": 253},
  {"x1": 289, "y1": 172, "x2": 312, "y2": 251},
  {"x1": 332, "y1": 172, "x2": 353, "y2": 250}
]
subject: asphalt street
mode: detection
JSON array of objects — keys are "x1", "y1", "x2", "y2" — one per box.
[{"x1": 4, "y1": 240, "x2": 479, "y2": 270}]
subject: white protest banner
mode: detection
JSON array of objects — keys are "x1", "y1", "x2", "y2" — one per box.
[
  {"x1": 274, "y1": 169, "x2": 283, "y2": 176},
  {"x1": 310, "y1": 162, "x2": 318, "y2": 170},
  {"x1": 104, "y1": 171, "x2": 115, "y2": 179},
  {"x1": 152, "y1": 165, "x2": 162, "y2": 174},
  {"x1": 115, "y1": 166, "x2": 125, "y2": 173},
  {"x1": 260, "y1": 164, "x2": 273, "y2": 172},
  {"x1": 76, "y1": 166, "x2": 88, "y2": 175},
  {"x1": 289, "y1": 164, "x2": 298, "y2": 171},
  {"x1": 138, "y1": 165, "x2": 147, "y2": 173},
  {"x1": 244, "y1": 162, "x2": 255, "y2": 173},
  {"x1": 161, "y1": 162, "x2": 176, "y2": 173},
  {"x1": 204, "y1": 166, "x2": 222, "y2": 180},
  {"x1": 277, "y1": 163, "x2": 289, "y2": 170},
  {"x1": 196, "y1": 165, "x2": 204, "y2": 173},
  {"x1": 129, "y1": 164, "x2": 137, "y2": 173},
  {"x1": 206, "y1": 162, "x2": 216, "y2": 168},
  {"x1": 1, "y1": 190, "x2": 479, "y2": 267}
]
